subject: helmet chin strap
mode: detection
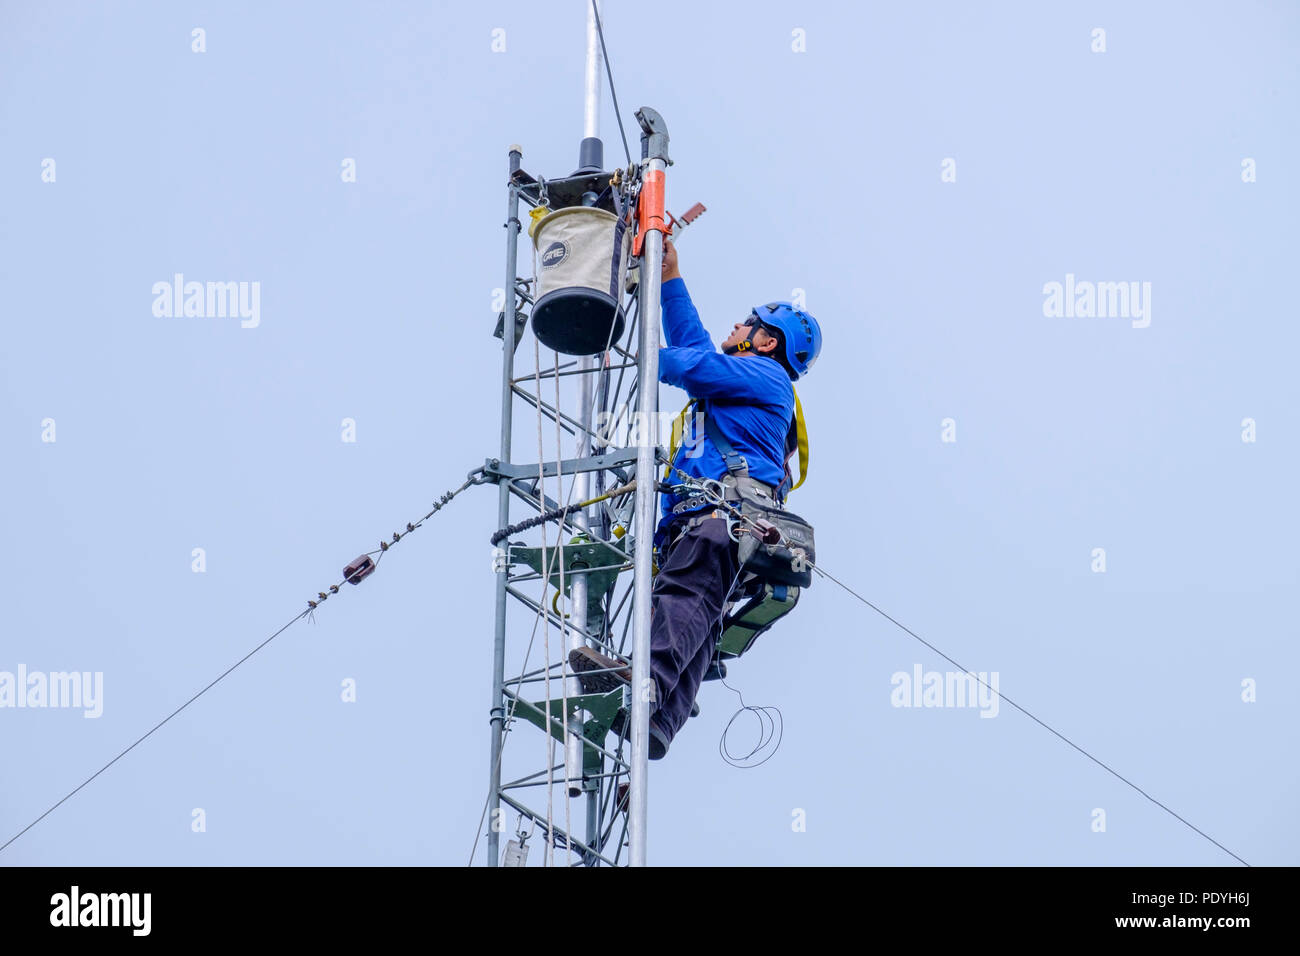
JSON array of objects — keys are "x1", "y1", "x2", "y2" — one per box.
[{"x1": 723, "y1": 324, "x2": 762, "y2": 356}]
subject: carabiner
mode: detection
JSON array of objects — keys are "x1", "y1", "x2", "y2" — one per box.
[
  {"x1": 698, "y1": 478, "x2": 726, "y2": 503},
  {"x1": 726, "y1": 513, "x2": 745, "y2": 543}
]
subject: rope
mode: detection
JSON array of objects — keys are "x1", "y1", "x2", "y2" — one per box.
[
  {"x1": 590, "y1": 0, "x2": 632, "y2": 168},
  {"x1": 470, "y1": 199, "x2": 639, "y2": 865},
  {"x1": 530, "y1": 240, "x2": 558, "y2": 867},
  {"x1": 470, "y1": 169, "x2": 642, "y2": 865},
  {"x1": 0, "y1": 473, "x2": 484, "y2": 855},
  {"x1": 466, "y1": 473, "x2": 593, "y2": 865},
  {"x1": 710, "y1": 567, "x2": 784, "y2": 769},
  {"x1": 0, "y1": 611, "x2": 306, "y2": 855},
  {"x1": 657, "y1": 460, "x2": 1250, "y2": 866},
  {"x1": 651, "y1": 523, "x2": 783, "y2": 769},
  {"x1": 309, "y1": 476, "x2": 479, "y2": 613},
  {"x1": 553, "y1": 345, "x2": 574, "y2": 864}
]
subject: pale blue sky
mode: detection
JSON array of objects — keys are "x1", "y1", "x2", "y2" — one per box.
[{"x1": 1, "y1": 0, "x2": 1295, "y2": 866}]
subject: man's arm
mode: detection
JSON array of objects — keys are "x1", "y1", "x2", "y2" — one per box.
[
  {"x1": 659, "y1": 346, "x2": 787, "y2": 403},
  {"x1": 659, "y1": 240, "x2": 714, "y2": 351}
]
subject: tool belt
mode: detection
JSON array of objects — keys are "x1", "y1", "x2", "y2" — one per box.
[
  {"x1": 669, "y1": 473, "x2": 776, "y2": 515},
  {"x1": 667, "y1": 402, "x2": 816, "y2": 588},
  {"x1": 667, "y1": 474, "x2": 814, "y2": 589},
  {"x1": 727, "y1": 493, "x2": 815, "y2": 589},
  {"x1": 667, "y1": 473, "x2": 776, "y2": 541}
]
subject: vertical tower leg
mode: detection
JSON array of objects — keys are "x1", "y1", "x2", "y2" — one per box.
[
  {"x1": 629, "y1": 106, "x2": 671, "y2": 868},
  {"x1": 487, "y1": 146, "x2": 523, "y2": 867}
]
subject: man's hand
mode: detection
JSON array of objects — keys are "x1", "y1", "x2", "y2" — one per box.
[{"x1": 662, "y1": 238, "x2": 681, "y2": 281}]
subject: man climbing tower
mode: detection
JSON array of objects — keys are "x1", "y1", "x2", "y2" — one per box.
[{"x1": 570, "y1": 238, "x2": 822, "y2": 759}]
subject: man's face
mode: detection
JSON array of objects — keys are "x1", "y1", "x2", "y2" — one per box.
[{"x1": 721, "y1": 314, "x2": 778, "y2": 355}]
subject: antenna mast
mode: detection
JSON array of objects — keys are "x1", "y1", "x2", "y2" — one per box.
[{"x1": 482, "y1": 0, "x2": 669, "y2": 867}]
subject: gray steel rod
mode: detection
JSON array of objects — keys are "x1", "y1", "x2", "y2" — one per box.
[
  {"x1": 629, "y1": 166, "x2": 665, "y2": 867},
  {"x1": 488, "y1": 146, "x2": 524, "y2": 866},
  {"x1": 565, "y1": 360, "x2": 593, "y2": 798},
  {"x1": 583, "y1": 1, "x2": 602, "y2": 140}
]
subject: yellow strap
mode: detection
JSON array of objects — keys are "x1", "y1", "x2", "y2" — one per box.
[
  {"x1": 663, "y1": 398, "x2": 697, "y2": 481},
  {"x1": 788, "y1": 387, "x2": 809, "y2": 493},
  {"x1": 664, "y1": 393, "x2": 810, "y2": 493}
]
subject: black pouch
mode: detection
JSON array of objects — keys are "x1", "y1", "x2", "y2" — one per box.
[{"x1": 731, "y1": 496, "x2": 815, "y2": 589}]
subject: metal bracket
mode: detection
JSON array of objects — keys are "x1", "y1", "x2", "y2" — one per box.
[
  {"x1": 493, "y1": 308, "x2": 528, "y2": 350},
  {"x1": 482, "y1": 447, "x2": 642, "y2": 482},
  {"x1": 635, "y1": 107, "x2": 671, "y2": 165},
  {"x1": 505, "y1": 687, "x2": 624, "y2": 755},
  {"x1": 510, "y1": 166, "x2": 619, "y2": 214},
  {"x1": 509, "y1": 538, "x2": 629, "y2": 613}
]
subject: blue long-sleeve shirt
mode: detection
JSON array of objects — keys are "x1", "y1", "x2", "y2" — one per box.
[{"x1": 656, "y1": 277, "x2": 794, "y2": 545}]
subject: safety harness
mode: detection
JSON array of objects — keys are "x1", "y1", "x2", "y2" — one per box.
[
  {"x1": 660, "y1": 394, "x2": 818, "y2": 662},
  {"x1": 664, "y1": 388, "x2": 809, "y2": 502}
]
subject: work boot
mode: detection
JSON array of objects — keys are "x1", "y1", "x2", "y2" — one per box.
[
  {"x1": 568, "y1": 646, "x2": 632, "y2": 694},
  {"x1": 609, "y1": 705, "x2": 670, "y2": 760}
]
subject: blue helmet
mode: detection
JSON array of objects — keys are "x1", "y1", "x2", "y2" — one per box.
[{"x1": 749, "y1": 302, "x2": 822, "y2": 380}]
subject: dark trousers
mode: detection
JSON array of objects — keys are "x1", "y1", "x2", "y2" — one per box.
[{"x1": 649, "y1": 511, "x2": 740, "y2": 741}]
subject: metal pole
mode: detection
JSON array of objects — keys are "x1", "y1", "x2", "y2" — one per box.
[
  {"x1": 629, "y1": 107, "x2": 671, "y2": 868},
  {"x1": 488, "y1": 145, "x2": 523, "y2": 867},
  {"x1": 565, "y1": 366, "x2": 591, "y2": 800},
  {"x1": 629, "y1": 220, "x2": 661, "y2": 868},
  {"x1": 568, "y1": 0, "x2": 603, "y2": 855},
  {"x1": 583, "y1": 1, "x2": 601, "y2": 140}
]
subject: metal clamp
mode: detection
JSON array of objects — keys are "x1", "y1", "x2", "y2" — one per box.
[
  {"x1": 696, "y1": 477, "x2": 727, "y2": 503},
  {"x1": 669, "y1": 477, "x2": 726, "y2": 514}
]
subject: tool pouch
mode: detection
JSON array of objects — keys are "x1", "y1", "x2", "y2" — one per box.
[{"x1": 731, "y1": 496, "x2": 815, "y2": 589}]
